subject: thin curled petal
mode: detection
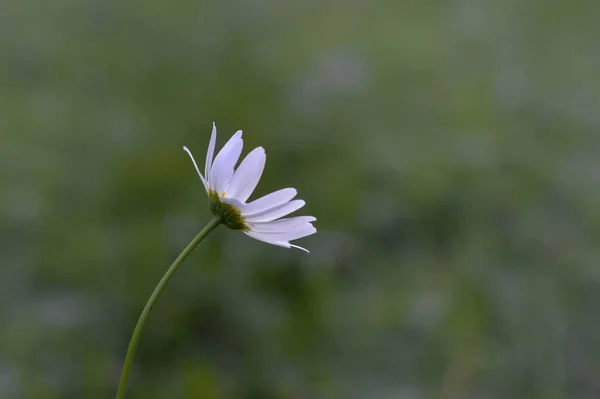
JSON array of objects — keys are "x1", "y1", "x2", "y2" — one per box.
[
  {"x1": 289, "y1": 244, "x2": 310, "y2": 253},
  {"x1": 183, "y1": 146, "x2": 208, "y2": 191}
]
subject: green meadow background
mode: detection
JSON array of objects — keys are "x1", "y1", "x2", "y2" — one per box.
[{"x1": 2, "y1": 1, "x2": 600, "y2": 398}]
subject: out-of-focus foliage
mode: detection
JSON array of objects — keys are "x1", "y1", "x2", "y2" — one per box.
[{"x1": 1, "y1": 0, "x2": 600, "y2": 398}]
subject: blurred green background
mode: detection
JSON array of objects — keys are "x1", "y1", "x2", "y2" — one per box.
[{"x1": 2, "y1": 0, "x2": 600, "y2": 398}]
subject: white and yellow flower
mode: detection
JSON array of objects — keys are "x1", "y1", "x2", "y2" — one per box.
[{"x1": 183, "y1": 123, "x2": 316, "y2": 252}]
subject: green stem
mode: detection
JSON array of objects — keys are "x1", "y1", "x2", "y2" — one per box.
[{"x1": 116, "y1": 216, "x2": 222, "y2": 399}]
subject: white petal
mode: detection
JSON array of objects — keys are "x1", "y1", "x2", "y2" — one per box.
[
  {"x1": 210, "y1": 130, "x2": 243, "y2": 193},
  {"x1": 182, "y1": 146, "x2": 208, "y2": 191},
  {"x1": 247, "y1": 216, "x2": 316, "y2": 233},
  {"x1": 244, "y1": 200, "x2": 305, "y2": 223},
  {"x1": 205, "y1": 122, "x2": 217, "y2": 181},
  {"x1": 253, "y1": 225, "x2": 316, "y2": 242},
  {"x1": 248, "y1": 222, "x2": 315, "y2": 235},
  {"x1": 246, "y1": 231, "x2": 291, "y2": 248},
  {"x1": 245, "y1": 232, "x2": 311, "y2": 253},
  {"x1": 224, "y1": 147, "x2": 265, "y2": 201},
  {"x1": 241, "y1": 188, "x2": 297, "y2": 216}
]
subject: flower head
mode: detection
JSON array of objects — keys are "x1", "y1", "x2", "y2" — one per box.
[{"x1": 183, "y1": 123, "x2": 316, "y2": 252}]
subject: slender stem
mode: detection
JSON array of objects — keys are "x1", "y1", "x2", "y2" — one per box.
[{"x1": 115, "y1": 216, "x2": 222, "y2": 399}]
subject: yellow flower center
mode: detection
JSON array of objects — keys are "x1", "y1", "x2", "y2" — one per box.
[{"x1": 208, "y1": 190, "x2": 248, "y2": 231}]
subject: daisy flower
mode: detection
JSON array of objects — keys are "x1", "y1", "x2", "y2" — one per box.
[{"x1": 183, "y1": 123, "x2": 316, "y2": 252}]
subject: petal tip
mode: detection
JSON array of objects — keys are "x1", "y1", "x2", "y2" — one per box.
[{"x1": 289, "y1": 244, "x2": 310, "y2": 253}]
